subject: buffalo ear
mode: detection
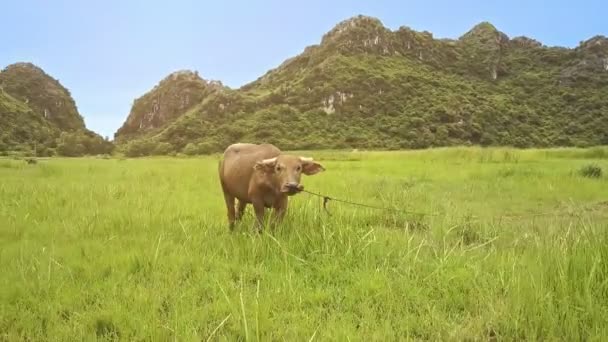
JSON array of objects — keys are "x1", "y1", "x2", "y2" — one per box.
[
  {"x1": 300, "y1": 157, "x2": 325, "y2": 175},
  {"x1": 254, "y1": 157, "x2": 277, "y2": 173}
]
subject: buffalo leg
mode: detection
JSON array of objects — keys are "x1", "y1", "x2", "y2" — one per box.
[
  {"x1": 223, "y1": 192, "x2": 236, "y2": 230},
  {"x1": 271, "y1": 197, "x2": 288, "y2": 228},
  {"x1": 252, "y1": 201, "x2": 266, "y2": 233},
  {"x1": 236, "y1": 200, "x2": 247, "y2": 221}
]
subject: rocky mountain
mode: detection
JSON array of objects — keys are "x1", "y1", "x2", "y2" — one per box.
[
  {"x1": 116, "y1": 16, "x2": 608, "y2": 155},
  {"x1": 0, "y1": 63, "x2": 112, "y2": 156},
  {"x1": 114, "y1": 70, "x2": 225, "y2": 142}
]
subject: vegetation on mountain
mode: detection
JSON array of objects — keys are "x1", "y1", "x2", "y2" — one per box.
[
  {"x1": 114, "y1": 70, "x2": 225, "y2": 142},
  {"x1": 115, "y1": 16, "x2": 608, "y2": 155},
  {"x1": 0, "y1": 63, "x2": 113, "y2": 156},
  {"x1": 3, "y1": 17, "x2": 607, "y2": 157}
]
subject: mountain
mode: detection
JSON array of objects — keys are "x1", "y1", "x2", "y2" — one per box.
[
  {"x1": 114, "y1": 70, "x2": 226, "y2": 142},
  {"x1": 0, "y1": 63, "x2": 113, "y2": 156},
  {"x1": 116, "y1": 16, "x2": 608, "y2": 155}
]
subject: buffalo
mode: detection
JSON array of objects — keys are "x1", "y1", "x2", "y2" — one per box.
[{"x1": 218, "y1": 143, "x2": 324, "y2": 231}]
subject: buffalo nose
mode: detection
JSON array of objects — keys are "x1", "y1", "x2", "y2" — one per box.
[{"x1": 286, "y1": 182, "x2": 299, "y2": 190}]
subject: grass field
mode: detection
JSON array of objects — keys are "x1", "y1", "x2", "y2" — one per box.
[{"x1": 1, "y1": 147, "x2": 608, "y2": 341}]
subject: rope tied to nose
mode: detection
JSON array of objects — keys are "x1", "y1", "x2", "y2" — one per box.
[
  {"x1": 300, "y1": 189, "x2": 434, "y2": 217},
  {"x1": 301, "y1": 189, "x2": 608, "y2": 222}
]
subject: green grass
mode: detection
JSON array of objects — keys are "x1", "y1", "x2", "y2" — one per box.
[{"x1": 1, "y1": 148, "x2": 607, "y2": 340}]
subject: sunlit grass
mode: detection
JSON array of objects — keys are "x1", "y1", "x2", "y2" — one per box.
[{"x1": 1, "y1": 147, "x2": 607, "y2": 340}]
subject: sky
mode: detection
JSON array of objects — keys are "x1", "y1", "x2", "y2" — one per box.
[{"x1": 1, "y1": 0, "x2": 606, "y2": 138}]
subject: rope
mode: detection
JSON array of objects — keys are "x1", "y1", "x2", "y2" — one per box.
[
  {"x1": 301, "y1": 189, "x2": 608, "y2": 221},
  {"x1": 300, "y1": 189, "x2": 435, "y2": 217}
]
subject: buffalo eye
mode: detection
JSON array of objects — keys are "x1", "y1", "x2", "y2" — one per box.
[{"x1": 276, "y1": 165, "x2": 282, "y2": 172}]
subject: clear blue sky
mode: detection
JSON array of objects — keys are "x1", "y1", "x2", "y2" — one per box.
[{"x1": 1, "y1": 0, "x2": 606, "y2": 138}]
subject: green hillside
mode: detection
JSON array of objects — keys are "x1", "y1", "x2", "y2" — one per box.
[
  {"x1": 115, "y1": 16, "x2": 608, "y2": 156},
  {"x1": 114, "y1": 70, "x2": 226, "y2": 143},
  {"x1": 0, "y1": 63, "x2": 113, "y2": 156}
]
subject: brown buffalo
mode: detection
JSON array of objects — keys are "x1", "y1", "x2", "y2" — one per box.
[{"x1": 218, "y1": 143, "x2": 325, "y2": 231}]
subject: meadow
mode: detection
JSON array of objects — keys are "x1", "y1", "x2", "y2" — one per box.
[{"x1": 1, "y1": 147, "x2": 607, "y2": 341}]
